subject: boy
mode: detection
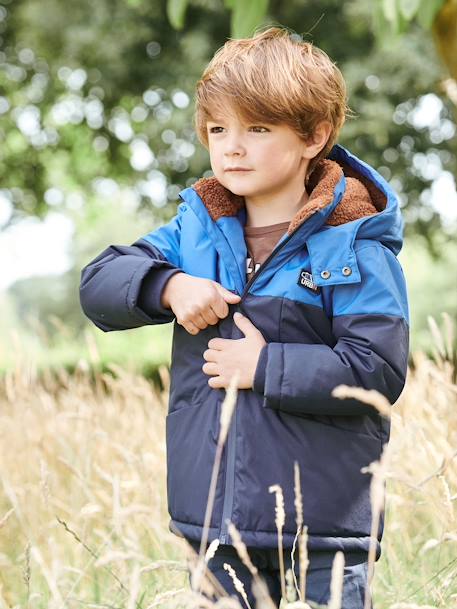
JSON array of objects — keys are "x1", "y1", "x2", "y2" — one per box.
[{"x1": 79, "y1": 26, "x2": 409, "y2": 608}]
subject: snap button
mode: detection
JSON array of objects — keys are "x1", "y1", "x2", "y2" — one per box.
[
  {"x1": 320, "y1": 270, "x2": 331, "y2": 279},
  {"x1": 342, "y1": 266, "x2": 352, "y2": 276}
]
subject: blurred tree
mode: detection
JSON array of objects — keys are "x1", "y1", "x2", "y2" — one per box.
[
  {"x1": 167, "y1": 0, "x2": 456, "y2": 93},
  {"x1": 372, "y1": 0, "x2": 457, "y2": 87},
  {"x1": 0, "y1": 0, "x2": 455, "y2": 248},
  {"x1": 0, "y1": 0, "x2": 455, "y2": 357}
]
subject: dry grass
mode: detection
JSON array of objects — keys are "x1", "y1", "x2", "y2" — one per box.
[{"x1": 0, "y1": 314, "x2": 456, "y2": 608}]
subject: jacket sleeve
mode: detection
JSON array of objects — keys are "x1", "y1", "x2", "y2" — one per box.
[
  {"x1": 252, "y1": 244, "x2": 410, "y2": 416},
  {"x1": 79, "y1": 204, "x2": 185, "y2": 332}
]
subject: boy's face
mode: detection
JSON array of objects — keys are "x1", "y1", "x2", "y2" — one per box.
[{"x1": 206, "y1": 106, "x2": 310, "y2": 200}]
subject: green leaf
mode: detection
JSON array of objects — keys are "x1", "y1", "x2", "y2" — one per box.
[
  {"x1": 230, "y1": 0, "x2": 269, "y2": 39},
  {"x1": 167, "y1": 0, "x2": 188, "y2": 30},
  {"x1": 399, "y1": 0, "x2": 420, "y2": 21},
  {"x1": 373, "y1": 0, "x2": 397, "y2": 42},
  {"x1": 396, "y1": 5, "x2": 411, "y2": 33},
  {"x1": 416, "y1": 0, "x2": 445, "y2": 29},
  {"x1": 224, "y1": 0, "x2": 235, "y2": 8},
  {"x1": 381, "y1": 0, "x2": 416, "y2": 34},
  {"x1": 382, "y1": 0, "x2": 398, "y2": 25}
]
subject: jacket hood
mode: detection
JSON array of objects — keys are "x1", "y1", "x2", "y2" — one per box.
[{"x1": 191, "y1": 144, "x2": 404, "y2": 256}]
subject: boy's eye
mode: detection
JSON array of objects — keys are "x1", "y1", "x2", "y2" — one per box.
[{"x1": 208, "y1": 126, "x2": 269, "y2": 134}]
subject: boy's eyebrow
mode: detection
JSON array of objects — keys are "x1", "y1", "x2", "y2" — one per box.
[
  {"x1": 206, "y1": 115, "x2": 268, "y2": 125},
  {"x1": 207, "y1": 114, "x2": 227, "y2": 122}
]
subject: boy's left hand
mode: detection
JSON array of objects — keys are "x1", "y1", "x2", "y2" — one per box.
[{"x1": 202, "y1": 312, "x2": 267, "y2": 389}]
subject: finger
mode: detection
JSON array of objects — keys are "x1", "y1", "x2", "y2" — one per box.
[
  {"x1": 233, "y1": 311, "x2": 258, "y2": 337},
  {"x1": 189, "y1": 313, "x2": 208, "y2": 330},
  {"x1": 200, "y1": 306, "x2": 220, "y2": 326},
  {"x1": 207, "y1": 337, "x2": 229, "y2": 350},
  {"x1": 210, "y1": 296, "x2": 229, "y2": 320},
  {"x1": 208, "y1": 375, "x2": 226, "y2": 389},
  {"x1": 215, "y1": 284, "x2": 241, "y2": 304},
  {"x1": 202, "y1": 362, "x2": 219, "y2": 375},
  {"x1": 182, "y1": 320, "x2": 200, "y2": 335},
  {"x1": 203, "y1": 349, "x2": 218, "y2": 362}
]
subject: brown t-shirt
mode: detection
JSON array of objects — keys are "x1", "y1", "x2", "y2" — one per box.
[{"x1": 244, "y1": 220, "x2": 290, "y2": 280}]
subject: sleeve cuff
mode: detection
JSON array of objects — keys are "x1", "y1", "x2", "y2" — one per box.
[
  {"x1": 138, "y1": 267, "x2": 183, "y2": 317},
  {"x1": 253, "y1": 344, "x2": 268, "y2": 394}
]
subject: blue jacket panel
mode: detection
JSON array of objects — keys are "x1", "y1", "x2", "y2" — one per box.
[{"x1": 79, "y1": 144, "x2": 410, "y2": 557}]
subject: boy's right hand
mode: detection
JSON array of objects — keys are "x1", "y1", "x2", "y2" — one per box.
[{"x1": 161, "y1": 272, "x2": 241, "y2": 334}]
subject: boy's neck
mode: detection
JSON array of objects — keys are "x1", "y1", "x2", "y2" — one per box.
[{"x1": 244, "y1": 186, "x2": 309, "y2": 228}]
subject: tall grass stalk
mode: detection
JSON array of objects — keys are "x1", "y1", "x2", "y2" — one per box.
[
  {"x1": 269, "y1": 484, "x2": 287, "y2": 602},
  {"x1": 292, "y1": 461, "x2": 309, "y2": 603},
  {"x1": 192, "y1": 370, "x2": 240, "y2": 598}
]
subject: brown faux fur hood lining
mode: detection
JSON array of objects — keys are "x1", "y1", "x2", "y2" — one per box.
[{"x1": 192, "y1": 158, "x2": 387, "y2": 236}]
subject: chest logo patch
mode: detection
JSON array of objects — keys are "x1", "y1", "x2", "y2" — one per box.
[{"x1": 297, "y1": 269, "x2": 320, "y2": 294}]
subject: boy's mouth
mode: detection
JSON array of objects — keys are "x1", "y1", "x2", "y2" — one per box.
[{"x1": 225, "y1": 168, "x2": 253, "y2": 172}]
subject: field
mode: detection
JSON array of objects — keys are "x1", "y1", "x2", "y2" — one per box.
[{"x1": 0, "y1": 315, "x2": 456, "y2": 608}]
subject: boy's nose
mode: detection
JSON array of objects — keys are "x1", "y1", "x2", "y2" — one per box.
[
  {"x1": 224, "y1": 136, "x2": 246, "y2": 155},
  {"x1": 225, "y1": 145, "x2": 245, "y2": 156}
]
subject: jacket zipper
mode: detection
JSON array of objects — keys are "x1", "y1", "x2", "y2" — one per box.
[
  {"x1": 239, "y1": 228, "x2": 297, "y2": 301},
  {"x1": 218, "y1": 227, "x2": 298, "y2": 544}
]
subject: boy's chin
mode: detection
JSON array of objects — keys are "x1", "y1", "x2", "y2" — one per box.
[
  {"x1": 220, "y1": 180, "x2": 259, "y2": 198},
  {"x1": 225, "y1": 185, "x2": 248, "y2": 196}
]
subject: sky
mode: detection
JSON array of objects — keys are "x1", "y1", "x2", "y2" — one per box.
[{"x1": 0, "y1": 211, "x2": 74, "y2": 291}]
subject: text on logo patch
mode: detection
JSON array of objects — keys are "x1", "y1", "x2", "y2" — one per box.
[{"x1": 297, "y1": 269, "x2": 320, "y2": 293}]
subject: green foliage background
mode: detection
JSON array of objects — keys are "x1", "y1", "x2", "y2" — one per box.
[{"x1": 0, "y1": 0, "x2": 456, "y2": 374}]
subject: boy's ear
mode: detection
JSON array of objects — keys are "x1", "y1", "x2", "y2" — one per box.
[{"x1": 302, "y1": 120, "x2": 332, "y2": 160}]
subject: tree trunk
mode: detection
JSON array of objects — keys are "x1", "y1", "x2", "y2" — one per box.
[{"x1": 432, "y1": 0, "x2": 457, "y2": 108}]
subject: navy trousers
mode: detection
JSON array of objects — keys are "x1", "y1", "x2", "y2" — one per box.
[{"x1": 188, "y1": 541, "x2": 373, "y2": 608}]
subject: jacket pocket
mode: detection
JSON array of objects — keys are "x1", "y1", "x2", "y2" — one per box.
[
  {"x1": 235, "y1": 396, "x2": 383, "y2": 538},
  {"x1": 165, "y1": 399, "x2": 224, "y2": 527}
]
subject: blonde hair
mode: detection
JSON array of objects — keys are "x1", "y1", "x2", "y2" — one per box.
[{"x1": 194, "y1": 25, "x2": 352, "y2": 180}]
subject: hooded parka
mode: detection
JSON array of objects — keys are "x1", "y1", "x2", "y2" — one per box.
[{"x1": 79, "y1": 144, "x2": 410, "y2": 560}]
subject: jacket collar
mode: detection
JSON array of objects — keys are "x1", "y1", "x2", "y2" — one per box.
[
  {"x1": 191, "y1": 152, "x2": 387, "y2": 235},
  {"x1": 179, "y1": 144, "x2": 402, "y2": 292}
]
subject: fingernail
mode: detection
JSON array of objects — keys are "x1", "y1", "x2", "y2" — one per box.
[{"x1": 234, "y1": 312, "x2": 242, "y2": 318}]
